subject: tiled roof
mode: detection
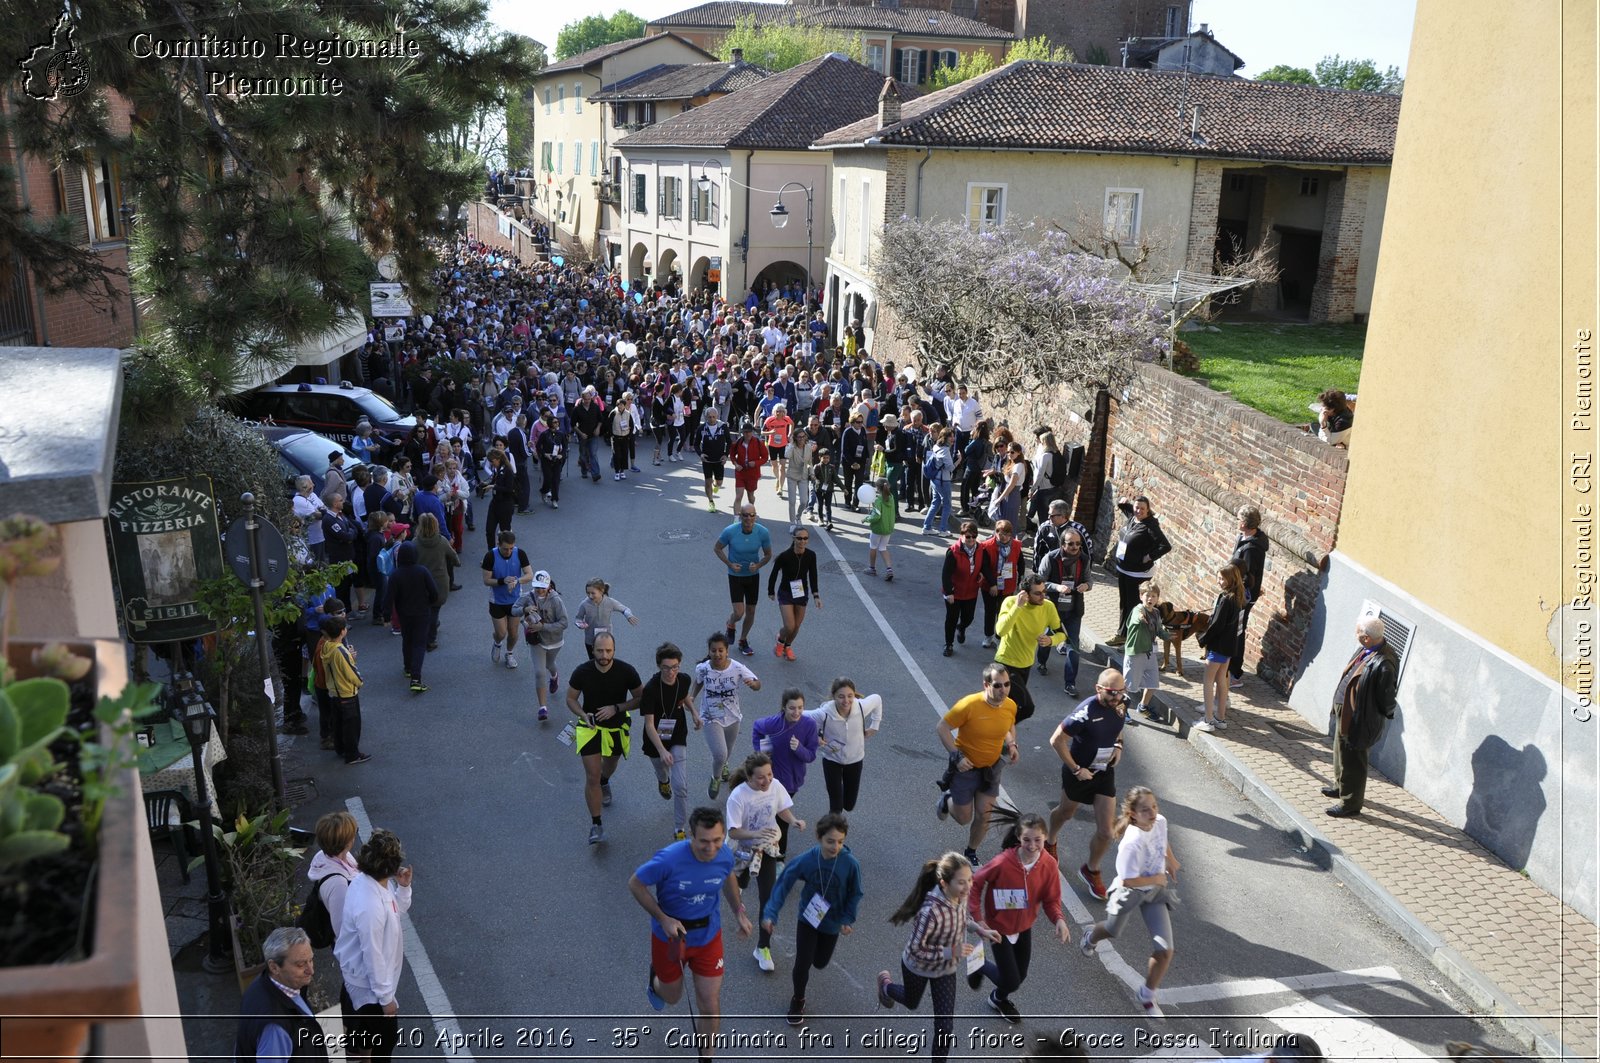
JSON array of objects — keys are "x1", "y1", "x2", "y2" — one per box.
[
  {"x1": 590, "y1": 60, "x2": 771, "y2": 101},
  {"x1": 813, "y1": 61, "x2": 1400, "y2": 164},
  {"x1": 649, "y1": 1, "x2": 1013, "y2": 41},
  {"x1": 615, "y1": 53, "x2": 904, "y2": 151},
  {"x1": 541, "y1": 33, "x2": 715, "y2": 75}
]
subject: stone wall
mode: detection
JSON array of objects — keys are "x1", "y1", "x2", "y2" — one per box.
[
  {"x1": 466, "y1": 200, "x2": 546, "y2": 265},
  {"x1": 988, "y1": 365, "x2": 1348, "y2": 692}
]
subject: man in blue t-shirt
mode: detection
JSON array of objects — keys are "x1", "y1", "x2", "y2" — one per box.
[
  {"x1": 1045, "y1": 667, "x2": 1130, "y2": 901},
  {"x1": 712, "y1": 506, "x2": 772, "y2": 657},
  {"x1": 630, "y1": 807, "x2": 752, "y2": 1063}
]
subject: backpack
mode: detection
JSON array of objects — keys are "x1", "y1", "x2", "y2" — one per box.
[
  {"x1": 295, "y1": 871, "x2": 348, "y2": 948},
  {"x1": 1045, "y1": 450, "x2": 1067, "y2": 489},
  {"x1": 375, "y1": 542, "x2": 398, "y2": 577},
  {"x1": 922, "y1": 449, "x2": 941, "y2": 482}
]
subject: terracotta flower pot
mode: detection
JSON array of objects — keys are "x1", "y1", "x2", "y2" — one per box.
[{"x1": 0, "y1": 640, "x2": 144, "y2": 1063}]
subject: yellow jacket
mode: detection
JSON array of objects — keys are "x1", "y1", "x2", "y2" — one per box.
[
  {"x1": 320, "y1": 639, "x2": 363, "y2": 698},
  {"x1": 994, "y1": 594, "x2": 1064, "y2": 670}
]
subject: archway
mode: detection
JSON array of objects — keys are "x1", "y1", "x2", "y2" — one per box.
[
  {"x1": 628, "y1": 242, "x2": 649, "y2": 286},
  {"x1": 690, "y1": 255, "x2": 713, "y2": 291},
  {"x1": 752, "y1": 260, "x2": 805, "y2": 299},
  {"x1": 657, "y1": 247, "x2": 680, "y2": 293}
]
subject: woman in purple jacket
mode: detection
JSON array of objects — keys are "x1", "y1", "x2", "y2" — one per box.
[{"x1": 750, "y1": 688, "x2": 819, "y2": 858}]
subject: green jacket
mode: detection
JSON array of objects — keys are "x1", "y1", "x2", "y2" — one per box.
[
  {"x1": 1124, "y1": 603, "x2": 1167, "y2": 657},
  {"x1": 868, "y1": 491, "x2": 898, "y2": 535}
]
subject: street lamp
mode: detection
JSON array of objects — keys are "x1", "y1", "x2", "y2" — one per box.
[
  {"x1": 770, "y1": 182, "x2": 814, "y2": 307},
  {"x1": 175, "y1": 674, "x2": 231, "y2": 974}
]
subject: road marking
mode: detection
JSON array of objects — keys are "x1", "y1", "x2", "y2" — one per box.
[
  {"x1": 346, "y1": 796, "x2": 475, "y2": 1063},
  {"x1": 1159, "y1": 966, "x2": 1404, "y2": 1006},
  {"x1": 1266, "y1": 994, "x2": 1425, "y2": 1062}
]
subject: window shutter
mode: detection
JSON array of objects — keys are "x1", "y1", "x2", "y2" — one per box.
[
  {"x1": 658, "y1": 178, "x2": 665, "y2": 215},
  {"x1": 893, "y1": 48, "x2": 903, "y2": 81},
  {"x1": 917, "y1": 49, "x2": 927, "y2": 83}
]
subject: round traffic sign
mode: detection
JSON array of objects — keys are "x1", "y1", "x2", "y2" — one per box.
[{"x1": 225, "y1": 515, "x2": 290, "y2": 593}]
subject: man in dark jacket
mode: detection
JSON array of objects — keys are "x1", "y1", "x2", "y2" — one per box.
[
  {"x1": 388, "y1": 541, "x2": 439, "y2": 693},
  {"x1": 571, "y1": 387, "x2": 605, "y2": 483},
  {"x1": 1323, "y1": 615, "x2": 1398, "y2": 817},
  {"x1": 234, "y1": 926, "x2": 330, "y2": 1061},
  {"x1": 1228, "y1": 505, "x2": 1269, "y2": 687}
]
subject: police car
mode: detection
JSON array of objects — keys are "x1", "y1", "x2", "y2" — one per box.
[{"x1": 236, "y1": 381, "x2": 416, "y2": 450}]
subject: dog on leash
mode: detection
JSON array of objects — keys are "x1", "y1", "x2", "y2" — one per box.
[{"x1": 1157, "y1": 602, "x2": 1211, "y2": 678}]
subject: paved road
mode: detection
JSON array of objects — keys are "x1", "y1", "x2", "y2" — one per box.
[{"x1": 283, "y1": 458, "x2": 1506, "y2": 1061}]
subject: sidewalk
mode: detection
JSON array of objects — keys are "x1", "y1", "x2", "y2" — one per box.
[{"x1": 1075, "y1": 571, "x2": 1597, "y2": 1061}]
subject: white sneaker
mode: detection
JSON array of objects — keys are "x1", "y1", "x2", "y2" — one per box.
[
  {"x1": 1057, "y1": 643, "x2": 1070, "y2": 655},
  {"x1": 982, "y1": 636, "x2": 997, "y2": 649},
  {"x1": 754, "y1": 947, "x2": 775, "y2": 972},
  {"x1": 1215, "y1": 718, "x2": 1229, "y2": 730},
  {"x1": 1137, "y1": 984, "x2": 1164, "y2": 1019},
  {"x1": 491, "y1": 641, "x2": 503, "y2": 664},
  {"x1": 1194, "y1": 719, "x2": 1215, "y2": 733},
  {"x1": 505, "y1": 653, "x2": 519, "y2": 669}
]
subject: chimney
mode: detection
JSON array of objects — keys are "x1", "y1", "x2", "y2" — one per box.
[
  {"x1": 730, "y1": 47, "x2": 744, "y2": 65},
  {"x1": 1198, "y1": 23, "x2": 1208, "y2": 35},
  {"x1": 878, "y1": 77, "x2": 902, "y2": 128}
]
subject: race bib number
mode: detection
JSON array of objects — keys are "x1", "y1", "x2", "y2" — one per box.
[
  {"x1": 1000, "y1": 562, "x2": 1014, "y2": 582},
  {"x1": 1115, "y1": 540, "x2": 1129, "y2": 560},
  {"x1": 789, "y1": 579, "x2": 806, "y2": 599},
  {"x1": 656, "y1": 719, "x2": 676, "y2": 742},
  {"x1": 801, "y1": 893, "x2": 831, "y2": 928},
  {"x1": 1090, "y1": 746, "x2": 1116, "y2": 772},
  {"x1": 557, "y1": 722, "x2": 577, "y2": 747},
  {"x1": 993, "y1": 888, "x2": 1027, "y2": 911},
  {"x1": 965, "y1": 941, "x2": 986, "y2": 976}
]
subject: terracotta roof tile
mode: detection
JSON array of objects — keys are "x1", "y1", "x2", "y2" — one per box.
[
  {"x1": 616, "y1": 53, "x2": 907, "y2": 150},
  {"x1": 649, "y1": 1, "x2": 1013, "y2": 41},
  {"x1": 542, "y1": 33, "x2": 715, "y2": 75},
  {"x1": 590, "y1": 61, "x2": 771, "y2": 101},
  {"x1": 814, "y1": 60, "x2": 1400, "y2": 165}
]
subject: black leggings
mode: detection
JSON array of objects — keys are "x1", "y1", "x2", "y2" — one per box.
[
  {"x1": 886, "y1": 965, "x2": 956, "y2": 1063},
  {"x1": 822, "y1": 759, "x2": 863, "y2": 813},
  {"x1": 791, "y1": 919, "x2": 840, "y2": 998},
  {"x1": 1115, "y1": 571, "x2": 1145, "y2": 638},
  {"x1": 980, "y1": 927, "x2": 1033, "y2": 1001},
  {"x1": 944, "y1": 597, "x2": 977, "y2": 647},
  {"x1": 737, "y1": 856, "x2": 778, "y2": 948},
  {"x1": 612, "y1": 435, "x2": 632, "y2": 472}
]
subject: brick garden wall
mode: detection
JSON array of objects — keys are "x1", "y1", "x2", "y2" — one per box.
[
  {"x1": 466, "y1": 201, "x2": 546, "y2": 265},
  {"x1": 989, "y1": 364, "x2": 1348, "y2": 693}
]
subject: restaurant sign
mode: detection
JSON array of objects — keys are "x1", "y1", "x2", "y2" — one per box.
[{"x1": 106, "y1": 476, "x2": 225, "y2": 643}]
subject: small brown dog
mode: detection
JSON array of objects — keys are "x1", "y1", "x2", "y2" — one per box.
[{"x1": 1157, "y1": 602, "x2": 1211, "y2": 678}]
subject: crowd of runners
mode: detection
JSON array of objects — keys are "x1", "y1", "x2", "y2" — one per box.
[{"x1": 258, "y1": 238, "x2": 1315, "y2": 1063}]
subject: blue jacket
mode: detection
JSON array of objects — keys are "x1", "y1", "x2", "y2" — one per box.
[
  {"x1": 412, "y1": 489, "x2": 448, "y2": 532},
  {"x1": 762, "y1": 844, "x2": 863, "y2": 935}
]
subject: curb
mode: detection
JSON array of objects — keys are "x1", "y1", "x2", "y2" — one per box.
[{"x1": 1136, "y1": 678, "x2": 1582, "y2": 1063}]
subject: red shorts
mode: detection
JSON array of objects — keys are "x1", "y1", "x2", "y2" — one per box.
[
  {"x1": 734, "y1": 469, "x2": 761, "y2": 491},
  {"x1": 651, "y1": 931, "x2": 725, "y2": 983}
]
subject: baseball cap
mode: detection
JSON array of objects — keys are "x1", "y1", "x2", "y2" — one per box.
[{"x1": 531, "y1": 570, "x2": 552, "y2": 588}]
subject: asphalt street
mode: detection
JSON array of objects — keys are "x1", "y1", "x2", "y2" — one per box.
[{"x1": 276, "y1": 456, "x2": 1504, "y2": 1062}]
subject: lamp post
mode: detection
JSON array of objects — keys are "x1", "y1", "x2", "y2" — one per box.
[
  {"x1": 117, "y1": 201, "x2": 140, "y2": 334},
  {"x1": 769, "y1": 182, "x2": 814, "y2": 308},
  {"x1": 176, "y1": 675, "x2": 231, "y2": 974}
]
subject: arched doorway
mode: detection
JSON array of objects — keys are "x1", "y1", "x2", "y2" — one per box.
[
  {"x1": 690, "y1": 255, "x2": 713, "y2": 291},
  {"x1": 628, "y1": 242, "x2": 649, "y2": 287},
  {"x1": 751, "y1": 260, "x2": 805, "y2": 298},
  {"x1": 657, "y1": 248, "x2": 681, "y2": 293}
]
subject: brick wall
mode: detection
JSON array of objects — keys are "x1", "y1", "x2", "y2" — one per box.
[
  {"x1": 466, "y1": 200, "x2": 552, "y2": 266},
  {"x1": 988, "y1": 364, "x2": 1347, "y2": 692},
  {"x1": 1308, "y1": 168, "x2": 1368, "y2": 323},
  {"x1": 1184, "y1": 159, "x2": 1222, "y2": 272}
]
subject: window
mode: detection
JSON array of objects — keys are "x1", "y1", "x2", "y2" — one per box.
[
  {"x1": 640, "y1": 101, "x2": 657, "y2": 125},
  {"x1": 614, "y1": 102, "x2": 630, "y2": 125},
  {"x1": 858, "y1": 178, "x2": 871, "y2": 265},
  {"x1": 1299, "y1": 176, "x2": 1320, "y2": 196},
  {"x1": 544, "y1": 88, "x2": 552, "y2": 115},
  {"x1": 898, "y1": 47, "x2": 922, "y2": 83},
  {"x1": 574, "y1": 83, "x2": 583, "y2": 114},
  {"x1": 934, "y1": 49, "x2": 958, "y2": 71},
  {"x1": 540, "y1": 141, "x2": 553, "y2": 172},
  {"x1": 573, "y1": 141, "x2": 582, "y2": 176},
  {"x1": 1103, "y1": 188, "x2": 1142, "y2": 240},
  {"x1": 83, "y1": 155, "x2": 124, "y2": 242},
  {"x1": 1165, "y1": 5, "x2": 1185, "y2": 37},
  {"x1": 556, "y1": 142, "x2": 564, "y2": 174},
  {"x1": 658, "y1": 175, "x2": 683, "y2": 218},
  {"x1": 632, "y1": 172, "x2": 648, "y2": 214},
  {"x1": 557, "y1": 85, "x2": 565, "y2": 113},
  {"x1": 591, "y1": 141, "x2": 599, "y2": 176},
  {"x1": 866, "y1": 44, "x2": 886, "y2": 73},
  {"x1": 691, "y1": 180, "x2": 717, "y2": 225},
  {"x1": 966, "y1": 182, "x2": 1006, "y2": 231}
]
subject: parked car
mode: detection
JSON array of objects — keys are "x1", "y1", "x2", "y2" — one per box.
[
  {"x1": 256, "y1": 425, "x2": 365, "y2": 498},
  {"x1": 235, "y1": 381, "x2": 414, "y2": 458}
]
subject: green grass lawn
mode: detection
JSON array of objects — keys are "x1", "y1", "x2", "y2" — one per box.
[{"x1": 1179, "y1": 322, "x2": 1366, "y2": 425}]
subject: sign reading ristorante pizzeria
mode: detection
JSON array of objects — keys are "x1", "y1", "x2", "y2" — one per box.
[{"x1": 106, "y1": 477, "x2": 225, "y2": 642}]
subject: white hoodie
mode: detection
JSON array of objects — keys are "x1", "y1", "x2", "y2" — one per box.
[{"x1": 306, "y1": 849, "x2": 358, "y2": 940}]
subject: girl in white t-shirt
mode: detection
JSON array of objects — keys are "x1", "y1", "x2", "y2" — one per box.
[
  {"x1": 1077, "y1": 786, "x2": 1181, "y2": 1020},
  {"x1": 692, "y1": 632, "x2": 761, "y2": 798},
  {"x1": 725, "y1": 752, "x2": 806, "y2": 974}
]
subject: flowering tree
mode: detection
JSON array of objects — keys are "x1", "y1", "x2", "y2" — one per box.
[{"x1": 875, "y1": 218, "x2": 1168, "y2": 395}]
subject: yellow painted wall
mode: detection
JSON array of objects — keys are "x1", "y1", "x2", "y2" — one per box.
[{"x1": 1339, "y1": 0, "x2": 1594, "y2": 679}]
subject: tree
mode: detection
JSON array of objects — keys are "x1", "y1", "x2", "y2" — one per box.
[
  {"x1": 1257, "y1": 54, "x2": 1403, "y2": 94},
  {"x1": 1004, "y1": 36, "x2": 1074, "y2": 64},
  {"x1": 555, "y1": 11, "x2": 646, "y2": 61},
  {"x1": 715, "y1": 16, "x2": 863, "y2": 72},
  {"x1": 928, "y1": 49, "x2": 996, "y2": 90}
]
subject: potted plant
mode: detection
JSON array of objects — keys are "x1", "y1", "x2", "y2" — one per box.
[
  {"x1": 198, "y1": 806, "x2": 303, "y2": 992},
  {"x1": 0, "y1": 516, "x2": 163, "y2": 1061}
]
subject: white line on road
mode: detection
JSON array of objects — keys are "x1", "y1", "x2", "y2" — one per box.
[
  {"x1": 347, "y1": 796, "x2": 476, "y2": 1063},
  {"x1": 1159, "y1": 966, "x2": 1404, "y2": 1006},
  {"x1": 1265, "y1": 994, "x2": 1425, "y2": 1061}
]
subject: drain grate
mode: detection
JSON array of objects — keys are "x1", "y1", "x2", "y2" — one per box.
[{"x1": 284, "y1": 777, "x2": 319, "y2": 805}]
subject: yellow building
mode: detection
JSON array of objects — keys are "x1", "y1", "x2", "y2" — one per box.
[{"x1": 1285, "y1": 0, "x2": 1597, "y2": 920}]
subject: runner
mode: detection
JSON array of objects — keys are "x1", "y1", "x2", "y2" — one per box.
[
  {"x1": 713, "y1": 505, "x2": 773, "y2": 657},
  {"x1": 515, "y1": 570, "x2": 568, "y2": 721},
  {"x1": 967, "y1": 809, "x2": 1071, "y2": 1023},
  {"x1": 763, "y1": 402, "x2": 793, "y2": 487},
  {"x1": 749, "y1": 688, "x2": 820, "y2": 852},
  {"x1": 979, "y1": 521, "x2": 1024, "y2": 648},
  {"x1": 629, "y1": 807, "x2": 754, "y2": 1063},
  {"x1": 992, "y1": 574, "x2": 1065, "y2": 725},
  {"x1": 693, "y1": 632, "x2": 761, "y2": 798},
  {"x1": 765, "y1": 526, "x2": 820, "y2": 661},
  {"x1": 761, "y1": 813, "x2": 864, "y2": 1026},
  {"x1": 565, "y1": 632, "x2": 644, "y2": 845},
  {"x1": 723, "y1": 752, "x2": 806, "y2": 973},
  {"x1": 806, "y1": 677, "x2": 883, "y2": 814},
  {"x1": 934, "y1": 664, "x2": 1019, "y2": 865},
  {"x1": 698, "y1": 406, "x2": 730, "y2": 512},
  {"x1": 641, "y1": 641, "x2": 697, "y2": 840},
  {"x1": 573, "y1": 577, "x2": 640, "y2": 660},
  {"x1": 940, "y1": 521, "x2": 985, "y2": 657},
  {"x1": 876, "y1": 852, "x2": 998, "y2": 1063},
  {"x1": 1078, "y1": 786, "x2": 1182, "y2": 1020},
  {"x1": 730, "y1": 420, "x2": 766, "y2": 513},
  {"x1": 481, "y1": 530, "x2": 532, "y2": 669},
  {"x1": 1045, "y1": 668, "x2": 1131, "y2": 900}
]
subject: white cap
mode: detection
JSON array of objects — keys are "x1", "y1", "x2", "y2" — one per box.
[{"x1": 531, "y1": 570, "x2": 552, "y2": 588}]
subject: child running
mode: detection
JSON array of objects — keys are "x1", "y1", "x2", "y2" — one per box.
[
  {"x1": 967, "y1": 809, "x2": 1071, "y2": 1024},
  {"x1": 693, "y1": 632, "x2": 762, "y2": 797},
  {"x1": 1078, "y1": 786, "x2": 1182, "y2": 1019},
  {"x1": 573, "y1": 577, "x2": 640, "y2": 661},
  {"x1": 724, "y1": 752, "x2": 806, "y2": 974},
  {"x1": 761, "y1": 813, "x2": 864, "y2": 1026}
]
